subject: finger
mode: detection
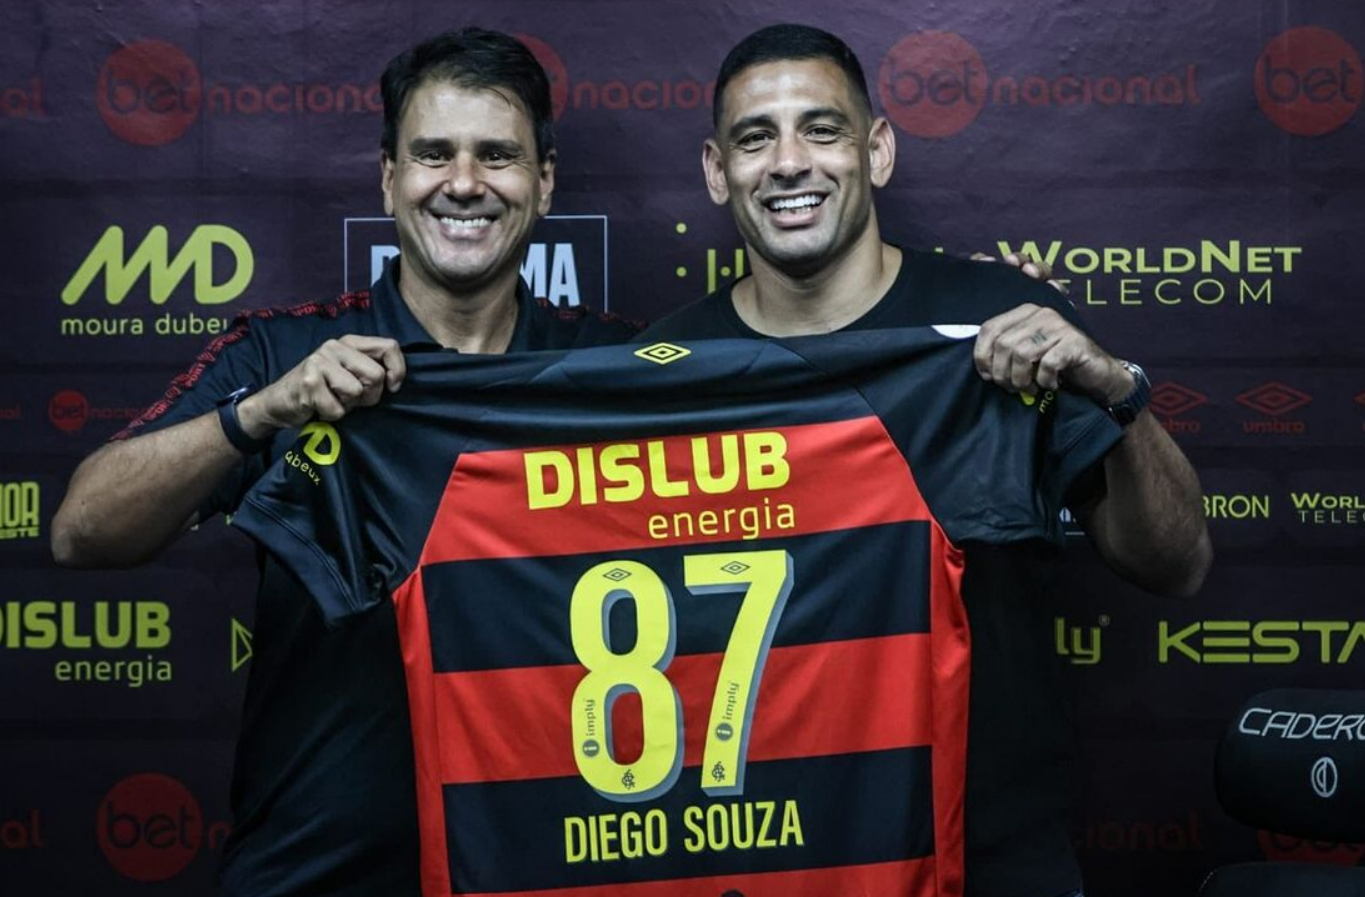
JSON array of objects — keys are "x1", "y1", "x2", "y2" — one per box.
[
  {"x1": 308, "y1": 385, "x2": 348, "y2": 422},
  {"x1": 1035, "y1": 342, "x2": 1079, "y2": 392},
  {"x1": 974, "y1": 304, "x2": 1042, "y2": 376},
  {"x1": 319, "y1": 364, "x2": 368, "y2": 406},
  {"x1": 373, "y1": 340, "x2": 406, "y2": 392}
]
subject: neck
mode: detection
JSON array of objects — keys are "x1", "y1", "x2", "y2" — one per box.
[
  {"x1": 734, "y1": 228, "x2": 900, "y2": 337},
  {"x1": 397, "y1": 262, "x2": 521, "y2": 354}
]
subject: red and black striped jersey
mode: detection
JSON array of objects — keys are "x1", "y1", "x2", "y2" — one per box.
[{"x1": 234, "y1": 327, "x2": 1121, "y2": 897}]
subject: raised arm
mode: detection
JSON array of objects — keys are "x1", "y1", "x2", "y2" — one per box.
[
  {"x1": 973, "y1": 303, "x2": 1212, "y2": 597},
  {"x1": 51, "y1": 335, "x2": 406, "y2": 568}
]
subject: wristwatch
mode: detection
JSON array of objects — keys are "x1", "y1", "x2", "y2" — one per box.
[
  {"x1": 1106, "y1": 360, "x2": 1151, "y2": 427},
  {"x1": 216, "y1": 385, "x2": 273, "y2": 454}
]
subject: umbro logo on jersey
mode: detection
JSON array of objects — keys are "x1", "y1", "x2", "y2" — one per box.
[{"x1": 634, "y1": 343, "x2": 691, "y2": 366}]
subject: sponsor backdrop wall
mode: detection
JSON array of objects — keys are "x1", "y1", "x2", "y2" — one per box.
[{"x1": 1, "y1": 0, "x2": 1361, "y2": 893}]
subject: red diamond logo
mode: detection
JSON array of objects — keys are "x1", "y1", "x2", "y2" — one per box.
[
  {"x1": 1150, "y1": 381, "x2": 1208, "y2": 417},
  {"x1": 1236, "y1": 382, "x2": 1313, "y2": 417}
]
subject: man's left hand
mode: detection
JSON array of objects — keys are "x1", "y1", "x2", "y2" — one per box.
[{"x1": 973, "y1": 303, "x2": 1133, "y2": 404}]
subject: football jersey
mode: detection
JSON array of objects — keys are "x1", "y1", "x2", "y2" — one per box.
[{"x1": 233, "y1": 327, "x2": 1121, "y2": 897}]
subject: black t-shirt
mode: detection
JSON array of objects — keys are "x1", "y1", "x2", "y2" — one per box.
[
  {"x1": 641, "y1": 248, "x2": 1107, "y2": 897},
  {"x1": 121, "y1": 259, "x2": 639, "y2": 897},
  {"x1": 233, "y1": 330, "x2": 1119, "y2": 897}
]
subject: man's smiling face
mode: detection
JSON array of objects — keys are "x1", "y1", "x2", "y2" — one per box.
[
  {"x1": 706, "y1": 58, "x2": 889, "y2": 278},
  {"x1": 382, "y1": 79, "x2": 553, "y2": 298}
]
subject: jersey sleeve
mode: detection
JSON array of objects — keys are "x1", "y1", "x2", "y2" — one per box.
[
  {"x1": 799, "y1": 329, "x2": 1122, "y2": 545},
  {"x1": 112, "y1": 314, "x2": 276, "y2": 518}
]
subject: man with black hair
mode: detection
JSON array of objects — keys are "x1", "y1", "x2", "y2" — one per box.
[
  {"x1": 642, "y1": 23, "x2": 1212, "y2": 897},
  {"x1": 52, "y1": 28, "x2": 636, "y2": 897}
]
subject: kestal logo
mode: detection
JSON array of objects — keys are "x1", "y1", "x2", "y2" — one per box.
[
  {"x1": 519, "y1": 35, "x2": 713, "y2": 119},
  {"x1": 878, "y1": 31, "x2": 1200, "y2": 138},
  {"x1": 1237, "y1": 381, "x2": 1312, "y2": 435},
  {"x1": 98, "y1": 39, "x2": 380, "y2": 147},
  {"x1": 48, "y1": 390, "x2": 145, "y2": 434},
  {"x1": 0, "y1": 481, "x2": 40, "y2": 540},
  {"x1": 97, "y1": 773, "x2": 229, "y2": 881},
  {"x1": 1256, "y1": 27, "x2": 1361, "y2": 136},
  {"x1": 1, "y1": 77, "x2": 46, "y2": 119},
  {"x1": 61, "y1": 225, "x2": 253, "y2": 339},
  {"x1": 1258, "y1": 830, "x2": 1364, "y2": 865},
  {"x1": 1158, "y1": 619, "x2": 1365, "y2": 664}
]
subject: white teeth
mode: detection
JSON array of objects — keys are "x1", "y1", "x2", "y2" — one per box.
[
  {"x1": 438, "y1": 216, "x2": 492, "y2": 228},
  {"x1": 768, "y1": 195, "x2": 822, "y2": 211}
]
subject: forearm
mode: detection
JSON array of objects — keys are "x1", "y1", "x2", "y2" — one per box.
[
  {"x1": 51, "y1": 411, "x2": 245, "y2": 568},
  {"x1": 1081, "y1": 412, "x2": 1212, "y2": 597}
]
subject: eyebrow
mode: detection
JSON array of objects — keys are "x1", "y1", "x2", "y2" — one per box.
[{"x1": 405, "y1": 136, "x2": 527, "y2": 157}]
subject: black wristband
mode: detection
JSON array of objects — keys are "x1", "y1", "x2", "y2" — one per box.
[{"x1": 216, "y1": 385, "x2": 273, "y2": 454}]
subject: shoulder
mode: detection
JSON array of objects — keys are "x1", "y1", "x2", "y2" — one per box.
[
  {"x1": 905, "y1": 250, "x2": 1084, "y2": 328},
  {"x1": 637, "y1": 290, "x2": 738, "y2": 342},
  {"x1": 525, "y1": 299, "x2": 644, "y2": 349}
]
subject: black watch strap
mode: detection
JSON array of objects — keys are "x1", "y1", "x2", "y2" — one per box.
[
  {"x1": 216, "y1": 385, "x2": 273, "y2": 454},
  {"x1": 1106, "y1": 360, "x2": 1151, "y2": 427}
]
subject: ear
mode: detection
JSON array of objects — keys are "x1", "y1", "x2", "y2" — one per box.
[
  {"x1": 537, "y1": 149, "x2": 557, "y2": 217},
  {"x1": 381, "y1": 153, "x2": 395, "y2": 216},
  {"x1": 867, "y1": 117, "x2": 895, "y2": 188},
  {"x1": 702, "y1": 138, "x2": 730, "y2": 206}
]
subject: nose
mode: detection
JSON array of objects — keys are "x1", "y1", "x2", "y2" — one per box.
[
  {"x1": 443, "y1": 152, "x2": 485, "y2": 200},
  {"x1": 769, "y1": 132, "x2": 812, "y2": 182}
]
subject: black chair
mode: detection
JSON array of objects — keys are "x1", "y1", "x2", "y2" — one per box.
[{"x1": 1201, "y1": 689, "x2": 1365, "y2": 895}]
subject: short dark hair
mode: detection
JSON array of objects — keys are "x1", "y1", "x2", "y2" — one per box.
[
  {"x1": 713, "y1": 24, "x2": 872, "y2": 128},
  {"x1": 380, "y1": 27, "x2": 555, "y2": 162}
]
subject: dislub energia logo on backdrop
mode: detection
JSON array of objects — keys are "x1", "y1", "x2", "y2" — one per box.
[
  {"x1": 877, "y1": 30, "x2": 1201, "y2": 138},
  {"x1": 97, "y1": 39, "x2": 380, "y2": 146}
]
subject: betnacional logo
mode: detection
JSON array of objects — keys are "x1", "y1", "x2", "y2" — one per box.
[
  {"x1": 48, "y1": 390, "x2": 89, "y2": 433},
  {"x1": 97, "y1": 773, "x2": 229, "y2": 881},
  {"x1": 878, "y1": 31, "x2": 1200, "y2": 139},
  {"x1": 1236, "y1": 381, "x2": 1313, "y2": 434},
  {"x1": 60, "y1": 225, "x2": 253, "y2": 338},
  {"x1": 1255, "y1": 27, "x2": 1362, "y2": 136},
  {"x1": 1158, "y1": 619, "x2": 1365, "y2": 664},
  {"x1": 517, "y1": 34, "x2": 713, "y2": 119},
  {"x1": 345, "y1": 215, "x2": 609, "y2": 309},
  {"x1": 0, "y1": 481, "x2": 40, "y2": 540},
  {"x1": 0, "y1": 403, "x2": 19, "y2": 423},
  {"x1": 1, "y1": 810, "x2": 45, "y2": 850},
  {"x1": 97, "y1": 39, "x2": 380, "y2": 147},
  {"x1": 0, "y1": 600, "x2": 174, "y2": 687},
  {"x1": 989, "y1": 239, "x2": 1299, "y2": 311},
  {"x1": 47, "y1": 390, "x2": 145, "y2": 434},
  {"x1": 1257, "y1": 830, "x2": 1364, "y2": 865},
  {"x1": 1, "y1": 77, "x2": 46, "y2": 120}
]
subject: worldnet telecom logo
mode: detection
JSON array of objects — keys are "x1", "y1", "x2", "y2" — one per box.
[{"x1": 1255, "y1": 27, "x2": 1362, "y2": 136}]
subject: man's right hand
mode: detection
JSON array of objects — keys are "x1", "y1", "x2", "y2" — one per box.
[{"x1": 237, "y1": 335, "x2": 406, "y2": 439}]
